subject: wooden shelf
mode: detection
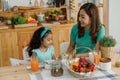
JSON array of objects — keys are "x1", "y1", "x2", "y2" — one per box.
[
  {"x1": 0, "y1": 6, "x2": 67, "y2": 14},
  {"x1": 0, "y1": 5, "x2": 67, "y2": 19}
]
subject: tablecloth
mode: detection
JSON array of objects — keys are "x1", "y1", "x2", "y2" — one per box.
[{"x1": 29, "y1": 66, "x2": 119, "y2": 80}]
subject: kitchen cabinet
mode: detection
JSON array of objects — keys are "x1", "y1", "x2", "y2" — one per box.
[
  {"x1": 52, "y1": 25, "x2": 72, "y2": 57},
  {"x1": 17, "y1": 30, "x2": 36, "y2": 59},
  {"x1": 0, "y1": 31, "x2": 19, "y2": 66}
]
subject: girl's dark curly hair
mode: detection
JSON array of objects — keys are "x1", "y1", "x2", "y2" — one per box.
[
  {"x1": 77, "y1": 3, "x2": 101, "y2": 44},
  {"x1": 27, "y1": 27, "x2": 52, "y2": 56}
]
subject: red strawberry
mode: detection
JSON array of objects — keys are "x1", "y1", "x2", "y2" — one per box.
[{"x1": 79, "y1": 67, "x2": 85, "y2": 72}]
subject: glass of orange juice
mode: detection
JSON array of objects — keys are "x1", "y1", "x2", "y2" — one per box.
[
  {"x1": 30, "y1": 56, "x2": 39, "y2": 71},
  {"x1": 93, "y1": 50, "x2": 101, "y2": 65}
]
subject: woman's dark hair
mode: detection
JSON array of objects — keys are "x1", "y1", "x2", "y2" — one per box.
[
  {"x1": 27, "y1": 27, "x2": 52, "y2": 56},
  {"x1": 77, "y1": 3, "x2": 101, "y2": 44}
]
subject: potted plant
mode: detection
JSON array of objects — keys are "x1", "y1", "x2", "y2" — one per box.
[{"x1": 99, "y1": 36, "x2": 117, "y2": 58}]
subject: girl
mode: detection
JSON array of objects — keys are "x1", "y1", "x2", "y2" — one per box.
[
  {"x1": 67, "y1": 3, "x2": 105, "y2": 57},
  {"x1": 27, "y1": 27, "x2": 54, "y2": 62}
]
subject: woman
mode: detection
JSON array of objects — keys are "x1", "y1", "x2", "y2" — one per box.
[{"x1": 67, "y1": 3, "x2": 105, "y2": 57}]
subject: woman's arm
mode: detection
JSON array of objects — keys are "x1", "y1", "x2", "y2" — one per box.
[
  {"x1": 95, "y1": 42, "x2": 100, "y2": 50},
  {"x1": 76, "y1": 53, "x2": 89, "y2": 57},
  {"x1": 67, "y1": 41, "x2": 89, "y2": 57},
  {"x1": 66, "y1": 41, "x2": 75, "y2": 54},
  {"x1": 76, "y1": 42, "x2": 100, "y2": 58}
]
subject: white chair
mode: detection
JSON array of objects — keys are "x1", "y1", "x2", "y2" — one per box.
[
  {"x1": 60, "y1": 42, "x2": 69, "y2": 64},
  {"x1": 10, "y1": 58, "x2": 30, "y2": 66},
  {"x1": 23, "y1": 46, "x2": 31, "y2": 61},
  {"x1": 60, "y1": 42, "x2": 69, "y2": 54}
]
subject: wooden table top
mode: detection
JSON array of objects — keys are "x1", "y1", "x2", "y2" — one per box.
[
  {"x1": 0, "y1": 65, "x2": 42, "y2": 80},
  {"x1": 0, "y1": 63, "x2": 120, "y2": 80},
  {"x1": 0, "y1": 54, "x2": 120, "y2": 80}
]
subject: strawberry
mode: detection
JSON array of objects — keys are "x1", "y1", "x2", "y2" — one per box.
[
  {"x1": 73, "y1": 65, "x2": 79, "y2": 72},
  {"x1": 79, "y1": 67, "x2": 85, "y2": 72}
]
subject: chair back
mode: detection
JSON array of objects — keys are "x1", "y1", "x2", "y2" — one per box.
[
  {"x1": 23, "y1": 46, "x2": 31, "y2": 61},
  {"x1": 60, "y1": 42, "x2": 69, "y2": 54}
]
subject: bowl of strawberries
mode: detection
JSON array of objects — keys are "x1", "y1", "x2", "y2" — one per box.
[{"x1": 65, "y1": 57, "x2": 95, "y2": 78}]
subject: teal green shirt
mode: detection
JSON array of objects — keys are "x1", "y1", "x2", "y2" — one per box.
[
  {"x1": 70, "y1": 24, "x2": 105, "y2": 54},
  {"x1": 32, "y1": 46, "x2": 54, "y2": 62}
]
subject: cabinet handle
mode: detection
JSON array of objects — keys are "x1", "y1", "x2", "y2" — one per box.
[{"x1": 63, "y1": 40, "x2": 65, "y2": 42}]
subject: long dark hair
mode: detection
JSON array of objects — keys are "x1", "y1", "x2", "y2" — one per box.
[
  {"x1": 77, "y1": 3, "x2": 101, "y2": 44},
  {"x1": 27, "y1": 27, "x2": 52, "y2": 56}
]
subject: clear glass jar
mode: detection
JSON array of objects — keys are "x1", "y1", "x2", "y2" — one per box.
[{"x1": 51, "y1": 60, "x2": 63, "y2": 77}]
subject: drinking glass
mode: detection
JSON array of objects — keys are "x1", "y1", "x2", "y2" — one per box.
[
  {"x1": 93, "y1": 50, "x2": 101, "y2": 65},
  {"x1": 30, "y1": 56, "x2": 39, "y2": 71},
  {"x1": 61, "y1": 53, "x2": 69, "y2": 62}
]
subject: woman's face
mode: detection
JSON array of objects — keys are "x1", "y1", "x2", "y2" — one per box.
[
  {"x1": 42, "y1": 33, "x2": 53, "y2": 48},
  {"x1": 79, "y1": 9, "x2": 91, "y2": 28}
]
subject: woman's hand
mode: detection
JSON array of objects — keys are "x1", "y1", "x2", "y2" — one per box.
[{"x1": 52, "y1": 54, "x2": 62, "y2": 60}]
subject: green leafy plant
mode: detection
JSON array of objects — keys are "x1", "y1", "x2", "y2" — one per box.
[{"x1": 99, "y1": 36, "x2": 117, "y2": 47}]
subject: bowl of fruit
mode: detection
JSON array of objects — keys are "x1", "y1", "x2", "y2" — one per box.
[{"x1": 65, "y1": 57, "x2": 95, "y2": 78}]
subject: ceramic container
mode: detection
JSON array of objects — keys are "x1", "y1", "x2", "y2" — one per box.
[
  {"x1": 37, "y1": 14, "x2": 45, "y2": 22},
  {"x1": 99, "y1": 58, "x2": 111, "y2": 71}
]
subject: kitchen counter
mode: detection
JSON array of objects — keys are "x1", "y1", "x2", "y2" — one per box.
[{"x1": 0, "y1": 21, "x2": 75, "y2": 32}]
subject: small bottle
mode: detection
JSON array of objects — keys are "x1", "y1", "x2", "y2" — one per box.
[
  {"x1": 28, "y1": 0, "x2": 32, "y2": 7},
  {"x1": 34, "y1": 0, "x2": 39, "y2": 7},
  {"x1": 2, "y1": 0, "x2": 9, "y2": 11},
  {"x1": 40, "y1": 0, "x2": 44, "y2": 8}
]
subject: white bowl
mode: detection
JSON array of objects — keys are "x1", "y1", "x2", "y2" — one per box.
[{"x1": 99, "y1": 58, "x2": 111, "y2": 71}]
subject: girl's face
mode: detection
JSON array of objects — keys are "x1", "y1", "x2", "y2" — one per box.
[
  {"x1": 79, "y1": 9, "x2": 91, "y2": 29},
  {"x1": 42, "y1": 33, "x2": 53, "y2": 48}
]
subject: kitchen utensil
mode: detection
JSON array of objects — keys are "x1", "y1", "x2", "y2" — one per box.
[{"x1": 37, "y1": 14, "x2": 45, "y2": 22}]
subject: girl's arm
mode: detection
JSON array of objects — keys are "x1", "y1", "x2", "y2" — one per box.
[{"x1": 31, "y1": 52, "x2": 37, "y2": 59}]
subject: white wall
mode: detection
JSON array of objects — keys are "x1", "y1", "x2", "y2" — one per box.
[{"x1": 109, "y1": 0, "x2": 120, "y2": 52}]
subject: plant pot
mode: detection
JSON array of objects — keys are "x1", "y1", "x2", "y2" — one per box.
[
  {"x1": 100, "y1": 46, "x2": 115, "y2": 58},
  {"x1": 100, "y1": 46, "x2": 116, "y2": 65}
]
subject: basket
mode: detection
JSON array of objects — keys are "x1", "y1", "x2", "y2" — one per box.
[
  {"x1": 66, "y1": 46, "x2": 95, "y2": 78},
  {"x1": 68, "y1": 46, "x2": 95, "y2": 60},
  {"x1": 68, "y1": 69, "x2": 93, "y2": 78},
  {"x1": 66, "y1": 58, "x2": 95, "y2": 78}
]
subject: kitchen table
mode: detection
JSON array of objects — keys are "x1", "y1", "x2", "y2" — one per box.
[{"x1": 0, "y1": 54, "x2": 120, "y2": 80}]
